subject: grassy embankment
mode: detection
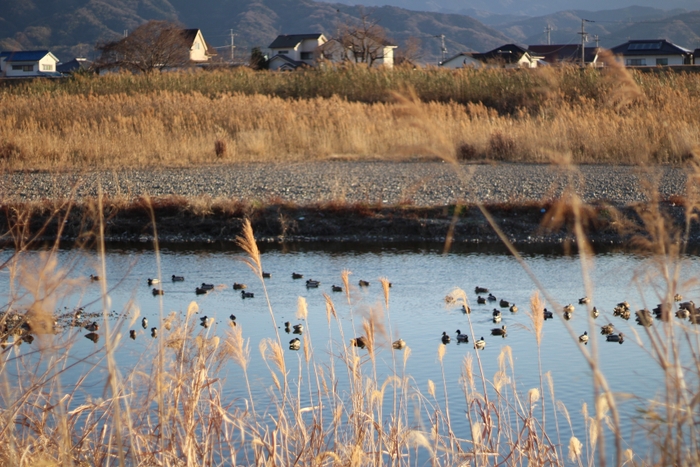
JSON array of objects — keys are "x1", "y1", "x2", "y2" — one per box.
[{"x1": 0, "y1": 61, "x2": 699, "y2": 170}]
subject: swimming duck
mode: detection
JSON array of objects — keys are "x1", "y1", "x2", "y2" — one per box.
[
  {"x1": 229, "y1": 314, "x2": 236, "y2": 322},
  {"x1": 600, "y1": 323, "x2": 614, "y2": 335},
  {"x1": 441, "y1": 332, "x2": 451, "y2": 344},
  {"x1": 293, "y1": 324, "x2": 303, "y2": 334},
  {"x1": 129, "y1": 330, "x2": 136, "y2": 340},
  {"x1": 332, "y1": 285, "x2": 343, "y2": 292},
  {"x1": 292, "y1": 272, "x2": 304, "y2": 279},
  {"x1": 563, "y1": 304, "x2": 575, "y2": 313},
  {"x1": 359, "y1": 280, "x2": 370, "y2": 287},
  {"x1": 543, "y1": 309, "x2": 553, "y2": 320},
  {"x1": 618, "y1": 309, "x2": 631, "y2": 320},
  {"x1": 606, "y1": 332, "x2": 624, "y2": 343},
  {"x1": 563, "y1": 311, "x2": 572, "y2": 321},
  {"x1": 289, "y1": 338, "x2": 301, "y2": 350},
  {"x1": 148, "y1": 278, "x2": 160, "y2": 285},
  {"x1": 475, "y1": 286, "x2": 489, "y2": 294},
  {"x1": 142, "y1": 317, "x2": 148, "y2": 329},
  {"x1": 152, "y1": 288, "x2": 164, "y2": 296},
  {"x1": 676, "y1": 308, "x2": 690, "y2": 319},
  {"x1": 151, "y1": 327, "x2": 158, "y2": 338},
  {"x1": 85, "y1": 333, "x2": 99, "y2": 343},
  {"x1": 491, "y1": 325, "x2": 507, "y2": 336},
  {"x1": 262, "y1": 272, "x2": 271, "y2": 278},
  {"x1": 233, "y1": 283, "x2": 247, "y2": 290},
  {"x1": 477, "y1": 296, "x2": 487, "y2": 304},
  {"x1": 591, "y1": 307, "x2": 600, "y2": 318},
  {"x1": 578, "y1": 297, "x2": 590, "y2": 304},
  {"x1": 499, "y1": 299, "x2": 510, "y2": 308},
  {"x1": 195, "y1": 287, "x2": 209, "y2": 295},
  {"x1": 492, "y1": 309, "x2": 502, "y2": 323},
  {"x1": 200, "y1": 316, "x2": 213, "y2": 328},
  {"x1": 392, "y1": 338, "x2": 406, "y2": 350},
  {"x1": 85, "y1": 321, "x2": 99, "y2": 332},
  {"x1": 674, "y1": 293, "x2": 683, "y2": 302},
  {"x1": 462, "y1": 304, "x2": 471, "y2": 314},
  {"x1": 284, "y1": 321, "x2": 291, "y2": 333},
  {"x1": 579, "y1": 331, "x2": 589, "y2": 344},
  {"x1": 306, "y1": 279, "x2": 320, "y2": 288},
  {"x1": 455, "y1": 330, "x2": 469, "y2": 343},
  {"x1": 90, "y1": 274, "x2": 100, "y2": 282},
  {"x1": 241, "y1": 290, "x2": 254, "y2": 298},
  {"x1": 509, "y1": 304, "x2": 518, "y2": 313},
  {"x1": 487, "y1": 293, "x2": 497, "y2": 302},
  {"x1": 351, "y1": 336, "x2": 367, "y2": 348},
  {"x1": 635, "y1": 309, "x2": 653, "y2": 327},
  {"x1": 200, "y1": 283, "x2": 215, "y2": 290},
  {"x1": 172, "y1": 275, "x2": 185, "y2": 282},
  {"x1": 474, "y1": 337, "x2": 486, "y2": 350}
]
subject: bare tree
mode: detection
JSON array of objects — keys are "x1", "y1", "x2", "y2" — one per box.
[
  {"x1": 395, "y1": 36, "x2": 422, "y2": 67},
  {"x1": 95, "y1": 21, "x2": 191, "y2": 73},
  {"x1": 337, "y1": 11, "x2": 391, "y2": 67}
]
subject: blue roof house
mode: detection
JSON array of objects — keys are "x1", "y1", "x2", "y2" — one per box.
[{"x1": 0, "y1": 50, "x2": 60, "y2": 78}]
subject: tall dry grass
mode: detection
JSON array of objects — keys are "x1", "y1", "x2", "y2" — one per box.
[{"x1": 0, "y1": 67, "x2": 699, "y2": 169}]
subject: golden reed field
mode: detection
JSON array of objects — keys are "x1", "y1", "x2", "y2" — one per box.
[{"x1": 1, "y1": 58, "x2": 699, "y2": 169}]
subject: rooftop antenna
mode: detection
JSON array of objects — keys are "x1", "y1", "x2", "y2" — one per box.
[
  {"x1": 434, "y1": 34, "x2": 447, "y2": 64},
  {"x1": 578, "y1": 19, "x2": 594, "y2": 66},
  {"x1": 544, "y1": 25, "x2": 553, "y2": 45}
]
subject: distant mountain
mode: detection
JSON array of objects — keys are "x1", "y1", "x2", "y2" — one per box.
[
  {"x1": 0, "y1": 0, "x2": 512, "y2": 64},
  {"x1": 496, "y1": 6, "x2": 700, "y2": 49}
]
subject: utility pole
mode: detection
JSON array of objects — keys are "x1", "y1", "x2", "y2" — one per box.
[
  {"x1": 594, "y1": 34, "x2": 600, "y2": 48},
  {"x1": 578, "y1": 19, "x2": 593, "y2": 67},
  {"x1": 544, "y1": 25, "x2": 553, "y2": 45},
  {"x1": 229, "y1": 30, "x2": 237, "y2": 63},
  {"x1": 434, "y1": 34, "x2": 447, "y2": 65}
]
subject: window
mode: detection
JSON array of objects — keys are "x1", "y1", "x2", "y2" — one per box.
[
  {"x1": 42, "y1": 64, "x2": 53, "y2": 71},
  {"x1": 277, "y1": 50, "x2": 289, "y2": 54},
  {"x1": 656, "y1": 58, "x2": 668, "y2": 66},
  {"x1": 12, "y1": 65, "x2": 34, "y2": 72},
  {"x1": 626, "y1": 58, "x2": 646, "y2": 66},
  {"x1": 300, "y1": 52, "x2": 313, "y2": 60},
  {"x1": 194, "y1": 42, "x2": 200, "y2": 50}
]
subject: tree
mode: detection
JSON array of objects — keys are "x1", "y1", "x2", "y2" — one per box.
[
  {"x1": 337, "y1": 10, "x2": 391, "y2": 67},
  {"x1": 395, "y1": 37, "x2": 422, "y2": 67},
  {"x1": 95, "y1": 20, "x2": 191, "y2": 73},
  {"x1": 249, "y1": 47, "x2": 268, "y2": 70}
]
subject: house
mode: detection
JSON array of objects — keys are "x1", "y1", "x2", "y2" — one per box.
[
  {"x1": 57, "y1": 58, "x2": 93, "y2": 75},
  {"x1": 528, "y1": 45, "x2": 599, "y2": 66},
  {"x1": 177, "y1": 29, "x2": 217, "y2": 63},
  {"x1": 440, "y1": 44, "x2": 541, "y2": 69},
  {"x1": 267, "y1": 34, "x2": 327, "y2": 71},
  {"x1": 0, "y1": 50, "x2": 60, "y2": 77},
  {"x1": 318, "y1": 37, "x2": 397, "y2": 68},
  {"x1": 610, "y1": 39, "x2": 693, "y2": 66}
]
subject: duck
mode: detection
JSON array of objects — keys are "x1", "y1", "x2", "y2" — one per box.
[
  {"x1": 491, "y1": 325, "x2": 507, "y2": 336},
  {"x1": 563, "y1": 311, "x2": 572, "y2": 321},
  {"x1": 462, "y1": 304, "x2": 471, "y2": 314},
  {"x1": 90, "y1": 274, "x2": 100, "y2": 282},
  {"x1": 74, "y1": 308, "x2": 83, "y2": 321},
  {"x1": 679, "y1": 301, "x2": 696, "y2": 313},
  {"x1": 579, "y1": 331, "x2": 589, "y2": 344},
  {"x1": 142, "y1": 317, "x2": 148, "y2": 329},
  {"x1": 233, "y1": 283, "x2": 247, "y2": 290},
  {"x1": 618, "y1": 309, "x2": 631, "y2": 320},
  {"x1": 563, "y1": 304, "x2": 575, "y2": 313},
  {"x1": 499, "y1": 299, "x2": 510, "y2": 308},
  {"x1": 455, "y1": 330, "x2": 469, "y2": 343},
  {"x1": 509, "y1": 304, "x2": 518, "y2": 313},
  {"x1": 289, "y1": 338, "x2": 301, "y2": 350},
  {"x1": 492, "y1": 309, "x2": 502, "y2": 323},
  {"x1": 241, "y1": 290, "x2": 255, "y2": 298},
  {"x1": 676, "y1": 308, "x2": 690, "y2": 319},
  {"x1": 129, "y1": 330, "x2": 136, "y2": 340},
  {"x1": 600, "y1": 323, "x2": 614, "y2": 335},
  {"x1": 147, "y1": 278, "x2": 160, "y2": 285},
  {"x1": 85, "y1": 333, "x2": 99, "y2": 343},
  {"x1": 306, "y1": 279, "x2": 320, "y2": 288},
  {"x1": 487, "y1": 293, "x2": 497, "y2": 302},
  {"x1": 151, "y1": 327, "x2": 158, "y2": 338},
  {"x1": 351, "y1": 336, "x2": 367, "y2": 348},
  {"x1": 606, "y1": 332, "x2": 624, "y2": 343},
  {"x1": 635, "y1": 309, "x2": 653, "y2": 327},
  {"x1": 200, "y1": 283, "x2": 215, "y2": 290},
  {"x1": 392, "y1": 338, "x2": 406, "y2": 350},
  {"x1": 674, "y1": 293, "x2": 683, "y2": 302},
  {"x1": 578, "y1": 297, "x2": 590, "y2": 304},
  {"x1": 359, "y1": 280, "x2": 370, "y2": 287},
  {"x1": 262, "y1": 272, "x2": 271, "y2": 278},
  {"x1": 172, "y1": 275, "x2": 185, "y2": 282},
  {"x1": 229, "y1": 314, "x2": 236, "y2": 322},
  {"x1": 475, "y1": 286, "x2": 489, "y2": 294},
  {"x1": 591, "y1": 307, "x2": 600, "y2": 318},
  {"x1": 85, "y1": 321, "x2": 99, "y2": 332},
  {"x1": 543, "y1": 309, "x2": 553, "y2": 320},
  {"x1": 284, "y1": 321, "x2": 291, "y2": 333},
  {"x1": 474, "y1": 337, "x2": 486, "y2": 350},
  {"x1": 477, "y1": 296, "x2": 487, "y2": 304},
  {"x1": 293, "y1": 324, "x2": 303, "y2": 334},
  {"x1": 332, "y1": 285, "x2": 343, "y2": 292},
  {"x1": 195, "y1": 287, "x2": 209, "y2": 295},
  {"x1": 152, "y1": 288, "x2": 164, "y2": 296},
  {"x1": 200, "y1": 316, "x2": 213, "y2": 328},
  {"x1": 441, "y1": 332, "x2": 451, "y2": 344},
  {"x1": 292, "y1": 272, "x2": 304, "y2": 279}
]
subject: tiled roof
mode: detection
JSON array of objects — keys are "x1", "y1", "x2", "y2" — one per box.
[
  {"x1": 269, "y1": 34, "x2": 323, "y2": 49},
  {"x1": 1, "y1": 50, "x2": 55, "y2": 62},
  {"x1": 473, "y1": 44, "x2": 529, "y2": 63},
  {"x1": 610, "y1": 40, "x2": 691, "y2": 56},
  {"x1": 528, "y1": 45, "x2": 599, "y2": 63}
]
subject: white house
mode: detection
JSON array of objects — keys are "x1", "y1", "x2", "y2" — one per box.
[
  {"x1": 268, "y1": 34, "x2": 327, "y2": 70},
  {"x1": 0, "y1": 50, "x2": 60, "y2": 77},
  {"x1": 610, "y1": 39, "x2": 693, "y2": 66},
  {"x1": 440, "y1": 44, "x2": 541, "y2": 69},
  {"x1": 178, "y1": 29, "x2": 217, "y2": 62},
  {"x1": 318, "y1": 37, "x2": 397, "y2": 68}
]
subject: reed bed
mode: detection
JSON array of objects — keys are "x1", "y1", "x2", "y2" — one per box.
[{"x1": 1, "y1": 67, "x2": 699, "y2": 169}]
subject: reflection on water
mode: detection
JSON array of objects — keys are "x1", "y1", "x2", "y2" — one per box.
[{"x1": 2, "y1": 241, "x2": 698, "y2": 461}]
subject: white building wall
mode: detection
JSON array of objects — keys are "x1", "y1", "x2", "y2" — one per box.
[
  {"x1": 190, "y1": 32, "x2": 209, "y2": 62},
  {"x1": 440, "y1": 55, "x2": 482, "y2": 69},
  {"x1": 622, "y1": 54, "x2": 685, "y2": 66}
]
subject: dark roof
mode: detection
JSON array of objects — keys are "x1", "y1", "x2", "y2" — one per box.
[
  {"x1": 610, "y1": 40, "x2": 691, "y2": 56},
  {"x1": 472, "y1": 44, "x2": 529, "y2": 63},
  {"x1": 269, "y1": 54, "x2": 307, "y2": 69},
  {"x1": 1, "y1": 50, "x2": 55, "y2": 62},
  {"x1": 269, "y1": 34, "x2": 323, "y2": 49},
  {"x1": 528, "y1": 45, "x2": 599, "y2": 64},
  {"x1": 57, "y1": 58, "x2": 92, "y2": 73}
]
